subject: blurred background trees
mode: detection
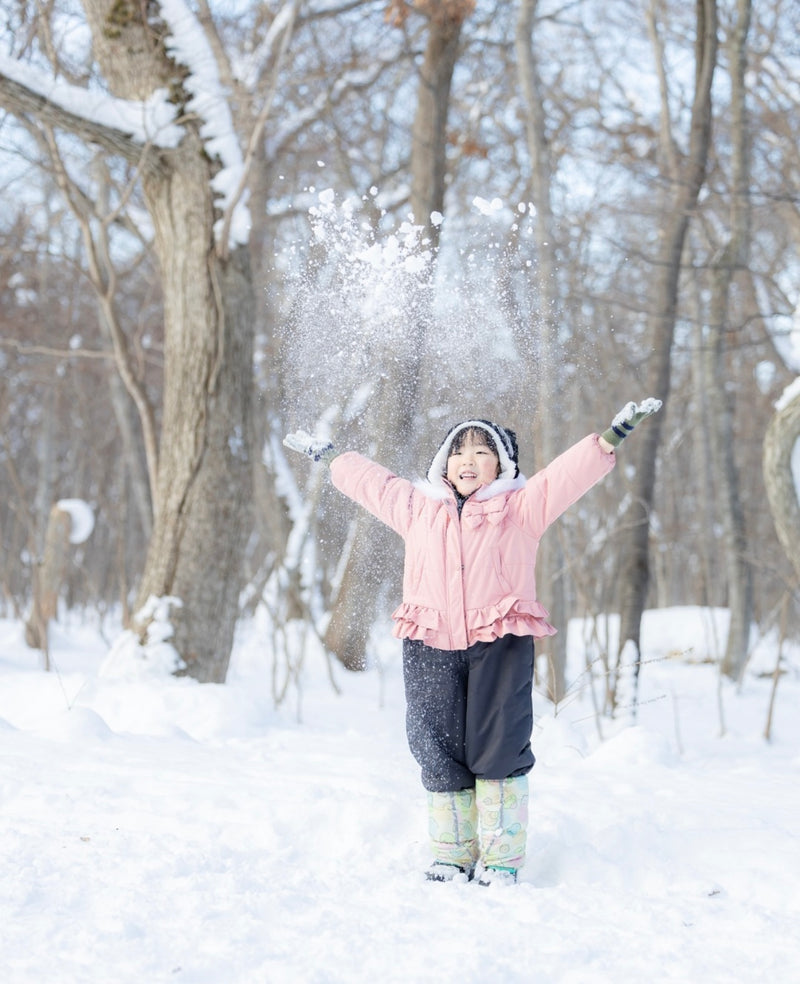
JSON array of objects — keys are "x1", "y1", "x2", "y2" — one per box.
[{"x1": 1, "y1": 0, "x2": 798, "y2": 694}]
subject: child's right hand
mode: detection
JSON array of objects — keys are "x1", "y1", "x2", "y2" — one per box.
[{"x1": 283, "y1": 430, "x2": 338, "y2": 465}]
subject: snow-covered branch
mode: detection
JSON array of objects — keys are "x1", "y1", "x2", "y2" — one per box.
[{"x1": 0, "y1": 57, "x2": 180, "y2": 171}]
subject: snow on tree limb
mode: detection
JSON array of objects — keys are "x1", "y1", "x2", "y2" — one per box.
[
  {"x1": 0, "y1": 56, "x2": 181, "y2": 167},
  {"x1": 159, "y1": 0, "x2": 250, "y2": 246}
]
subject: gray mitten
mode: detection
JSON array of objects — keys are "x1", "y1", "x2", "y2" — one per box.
[
  {"x1": 283, "y1": 430, "x2": 337, "y2": 465},
  {"x1": 601, "y1": 398, "x2": 663, "y2": 447}
]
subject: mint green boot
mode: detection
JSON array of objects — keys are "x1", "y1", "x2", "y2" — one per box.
[
  {"x1": 425, "y1": 788, "x2": 479, "y2": 881},
  {"x1": 476, "y1": 775, "x2": 529, "y2": 884}
]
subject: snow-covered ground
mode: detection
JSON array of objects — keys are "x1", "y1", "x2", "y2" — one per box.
[{"x1": 1, "y1": 607, "x2": 799, "y2": 984}]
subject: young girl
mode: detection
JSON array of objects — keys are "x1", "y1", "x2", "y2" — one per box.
[{"x1": 284, "y1": 399, "x2": 661, "y2": 885}]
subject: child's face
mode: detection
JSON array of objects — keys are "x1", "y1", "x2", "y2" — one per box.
[{"x1": 446, "y1": 435, "x2": 500, "y2": 496}]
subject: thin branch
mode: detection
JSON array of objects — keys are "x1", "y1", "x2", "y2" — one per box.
[
  {"x1": 0, "y1": 337, "x2": 113, "y2": 360},
  {"x1": 216, "y1": 0, "x2": 300, "y2": 259}
]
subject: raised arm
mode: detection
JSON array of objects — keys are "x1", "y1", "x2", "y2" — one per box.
[{"x1": 284, "y1": 429, "x2": 417, "y2": 537}]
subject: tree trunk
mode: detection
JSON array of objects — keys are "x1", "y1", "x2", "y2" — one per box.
[
  {"x1": 133, "y1": 139, "x2": 254, "y2": 681},
  {"x1": 708, "y1": 0, "x2": 753, "y2": 680},
  {"x1": 763, "y1": 390, "x2": 800, "y2": 585},
  {"x1": 616, "y1": 0, "x2": 718, "y2": 697},
  {"x1": 514, "y1": 0, "x2": 568, "y2": 703},
  {"x1": 325, "y1": 6, "x2": 466, "y2": 670},
  {"x1": 705, "y1": 271, "x2": 753, "y2": 680},
  {"x1": 410, "y1": 10, "x2": 463, "y2": 245},
  {"x1": 24, "y1": 503, "x2": 72, "y2": 664},
  {"x1": 79, "y1": 0, "x2": 256, "y2": 682}
]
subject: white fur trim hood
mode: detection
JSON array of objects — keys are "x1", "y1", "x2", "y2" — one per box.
[{"x1": 417, "y1": 419, "x2": 526, "y2": 500}]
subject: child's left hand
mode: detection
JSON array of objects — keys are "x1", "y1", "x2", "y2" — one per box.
[{"x1": 601, "y1": 398, "x2": 663, "y2": 448}]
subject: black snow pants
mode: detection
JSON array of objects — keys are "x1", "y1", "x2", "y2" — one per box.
[{"x1": 402, "y1": 633, "x2": 536, "y2": 792}]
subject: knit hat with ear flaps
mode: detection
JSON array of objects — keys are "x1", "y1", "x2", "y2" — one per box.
[{"x1": 427, "y1": 419, "x2": 520, "y2": 486}]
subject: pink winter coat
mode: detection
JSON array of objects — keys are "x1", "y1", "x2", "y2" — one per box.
[{"x1": 330, "y1": 434, "x2": 615, "y2": 652}]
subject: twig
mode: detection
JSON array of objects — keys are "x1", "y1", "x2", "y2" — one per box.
[
  {"x1": 0, "y1": 338, "x2": 113, "y2": 360},
  {"x1": 570, "y1": 692, "x2": 667, "y2": 725},
  {"x1": 763, "y1": 592, "x2": 790, "y2": 742}
]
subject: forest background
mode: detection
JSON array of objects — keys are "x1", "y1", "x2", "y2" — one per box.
[{"x1": 1, "y1": 0, "x2": 799, "y2": 703}]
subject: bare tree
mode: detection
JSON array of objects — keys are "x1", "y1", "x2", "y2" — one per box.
[
  {"x1": 2, "y1": 0, "x2": 799, "y2": 686},
  {"x1": 615, "y1": 0, "x2": 718, "y2": 697},
  {"x1": 514, "y1": 0, "x2": 569, "y2": 701},
  {"x1": 1, "y1": 2, "x2": 258, "y2": 681},
  {"x1": 702, "y1": 0, "x2": 753, "y2": 679},
  {"x1": 324, "y1": 0, "x2": 473, "y2": 670}
]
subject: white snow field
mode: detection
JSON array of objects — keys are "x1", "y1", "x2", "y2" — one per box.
[{"x1": 1, "y1": 607, "x2": 798, "y2": 984}]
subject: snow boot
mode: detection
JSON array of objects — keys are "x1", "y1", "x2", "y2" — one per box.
[
  {"x1": 478, "y1": 865, "x2": 517, "y2": 888},
  {"x1": 425, "y1": 861, "x2": 474, "y2": 883},
  {"x1": 477, "y1": 865, "x2": 519, "y2": 887},
  {"x1": 426, "y1": 788, "x2": 479, "y2": 879},
  {"x1": 475, "y1": 775, "x2": 529, "y2": 879}
]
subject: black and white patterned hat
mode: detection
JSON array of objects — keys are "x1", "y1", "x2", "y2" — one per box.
[{"x1": 427, "y1": 419, "x2": 520, "y2": 485}]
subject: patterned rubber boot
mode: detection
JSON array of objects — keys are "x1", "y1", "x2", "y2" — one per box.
[
  {"x1": 475, "y1": 775, "x2": 529, "y2": 884},
  {"x1": 425, "y1": 788, "x2": 479, "y2": 881}
]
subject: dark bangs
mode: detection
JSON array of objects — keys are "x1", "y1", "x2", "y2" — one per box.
[{"x1": 449, "y1": 427, "x2": 499, "y2": 457}]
